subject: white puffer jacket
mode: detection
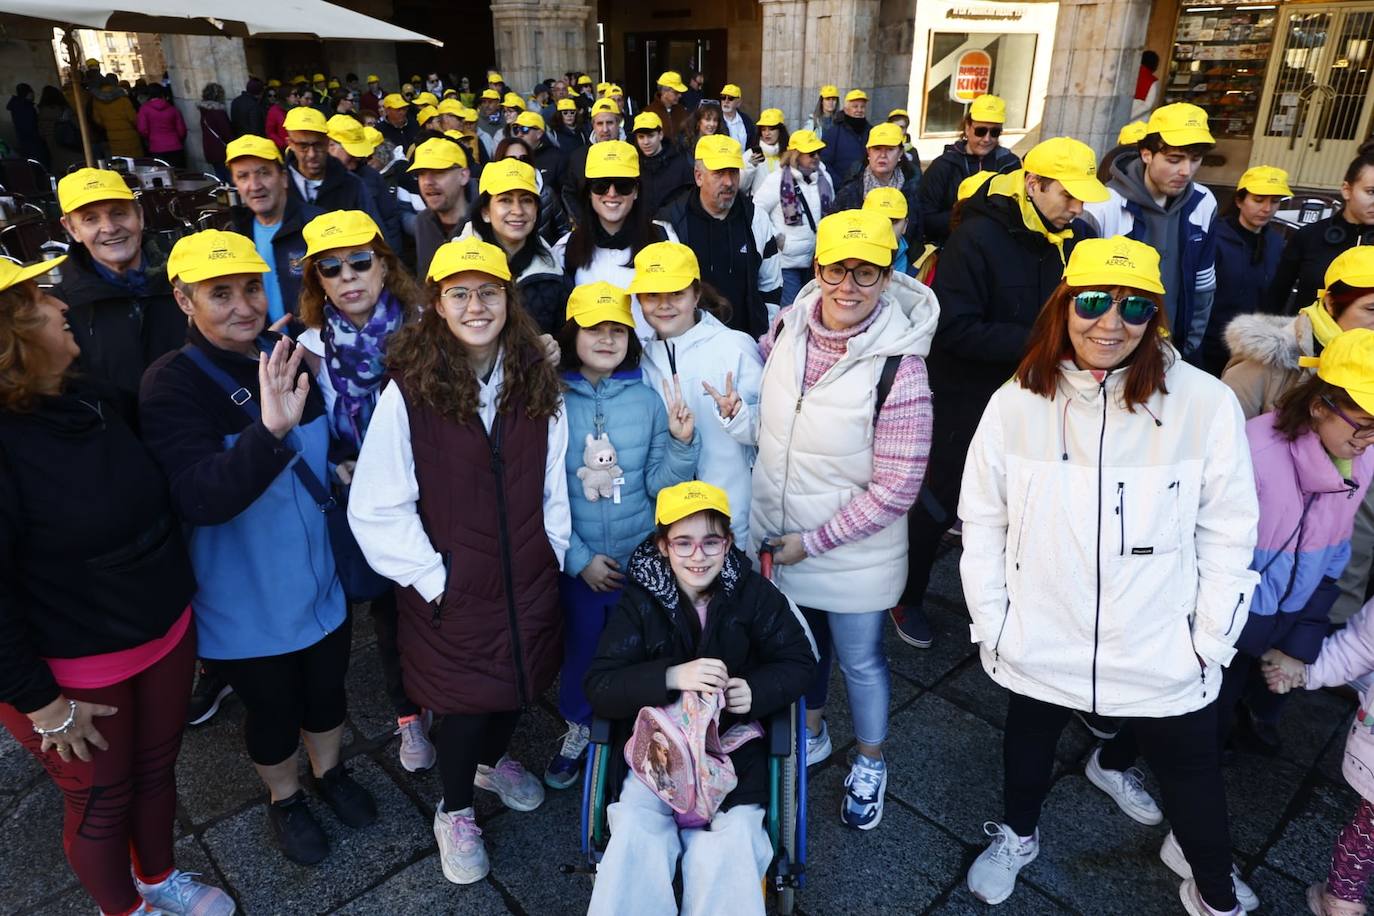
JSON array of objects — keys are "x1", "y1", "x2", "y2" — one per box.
[
  {"x1": 753, "y1": 164, "x2": 831, "y2": 270},
  {"x1": 958, "y1": 356, "x2": 1261, "y2": 717}
]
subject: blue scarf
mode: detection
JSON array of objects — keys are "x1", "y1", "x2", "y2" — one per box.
[{"x1": 322, "y1": 290, "x2": 405, "y2": 451}]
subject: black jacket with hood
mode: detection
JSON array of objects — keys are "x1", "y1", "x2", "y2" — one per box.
[
  {"x1": 584, "y1": 540, "x2": 815, "y2": 811},
  {"x1": 917, "y1": 141, "x2": 1020, "y2": 246},
  {"x1": 829, "y1": 159, "x2": 925, "y2": 251},
  {"x1": 229, "y1": 194, "x2": 325, "y2": 318},
  {"x1": 1265, "y1": 211, "x2": 1374, "y2": 315},
  {"x1": 639, "y1": 143, "x2": 695, "y2": 218},
  {"x1": 285, "y1": 151, "x2": 382, "y2": 226}
]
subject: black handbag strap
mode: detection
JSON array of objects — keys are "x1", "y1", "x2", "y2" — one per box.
[
  {"x1": 179, "y1": 344, "x2": 336, "y2": 512},
  {"x1": 794, "y1": 172, "x2": 817, "y2": 232}
]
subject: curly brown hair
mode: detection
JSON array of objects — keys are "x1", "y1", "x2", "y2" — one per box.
[
  {"x1": 385, "y1": 279, "x2": 562, "y2": 424},
  {"x1": 0, "y1": 281, "x2": 60, "y2": 413},
  {"x1": 297, "y1": 236, "x2": 427, "y2": 329}
]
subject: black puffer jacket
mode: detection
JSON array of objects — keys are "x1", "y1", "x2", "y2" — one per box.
[
  {"x1": 1265, "y1": 211, "x2": 1374, "y2": 314},
  {"x1": 829, "y1": 159, "x2": 924, "y2": 250},
  {"x1": 917, "y1": 141, "x2": 1020, "y2": 246},
  {"x1": 639, "y1": 144, "x2": 695, "y2": 217},
  {"x1": 585, "y1": 540, "x2": 815, "y2": 811}
]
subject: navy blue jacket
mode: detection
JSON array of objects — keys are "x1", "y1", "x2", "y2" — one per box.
[
  {"x1": 229, "y1": 195, "x2": 324, "y2": 319},
  {"x1": 1202, "y1": 213, "x2": 1284, "y2": 375},
  {"x1": 820, "y1": 115, "x2": 870, "y2": 186}
]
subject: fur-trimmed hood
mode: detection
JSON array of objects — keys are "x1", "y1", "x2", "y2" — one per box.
[{"x1": 1223, "y1": 312, "x2": 1311, "y2": 371}]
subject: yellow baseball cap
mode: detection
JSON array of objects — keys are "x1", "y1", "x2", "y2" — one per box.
[
  {"x1": 608, "y1": 84, "x2": 623, "y2": 97},
  {"x1": 1118, "y1": 121, "x2": 1149, "y2": 146},
  {"x1": 557, "y1": 98, "x2": 577, "y2": 112},
  {"x1": 844, "y1": 89, "x2": 868, "y2": 103},
  {"x1": 596, "y1": 81, "x2": 612, "y2": 95},
  {"x1": 756, "y1": 108, "x2": 785, "y2": 128},
  {"x1": 363, "y1": 126, "x2": 385, "y2": 149},
  {"x1": 586, "y1": 140, "x2": 641, "y2": 179},
  {"x1": 302, "y1": 210, "x2": 381, "y2": 258},
  {"x1": 416, "y1": 105, "x2": 439, "y2": 126},
  {"x1": 1237, "y1": 165, "x2": 1293, "y2": 197},
  {"x1": 283, "y1": 107, "x2": 328, "y2": 134},
  {"x1": 591, "y1": 98, "x2": 621, "y2": 117},
  {"x1": 480, "y1": 88, "x2": 501, "y2": 101},
  {"x1": 819, "y1": 84, "x2": 839, "y2": 98},
  {"x1": 957, "y1": 170, "x2": 996, "y2": 201},
  {"x1": 443, "y1": 89, "x2": 458, "y2": 98},
  {"x1": 266, "y1": 79, "x2": 282, "y2": 89},
  {"x1": 382, "y1": 93, "x2": 408, "y2": 110},
  {"x1": 577, "y1": 75, "x2": 593, "y2": 86},
  {"x1": 488, "y1": 72, "x2": 504, "y2": 84},
  {"x1": 0, "y1": 256, "x2": 66, "y2": 293},
  {"x1": 224, "y1": 134, "x2": 284, "y2": 166},
  {"x1": 413, "y1": 92, "x2": 439, "y2": 108},
  {"x1": 428, "y1": 235, "x2": 511, "y2": 283},
  {"x1": 788, "y1": 130, "x2": 826, "y2": 154},
  {"x1": 657, "y1": 71, "x2": 688, "y2": 93},
  {"x1": 1299, "y1": 328, "x2": 1374, "y2": 415},
  {"x1": 888, "y1": 108, "x2": 909, "y2": 120},
  {"x1": 327, "y1": 116, "x2": 376, "y2": 158},
  {"x1": 312, "y1": 73, "x2": 326, "y2": 83},
  {"x1": 567, "y1": 281, "x2": 634, "y2": 328},
  {"x1": 367, "y1": 74, "x2": 380, "y2": 84},
  {"x1": 867, "y1": 122, "x2": 905, "y2": 148},
  {"x1": 84, "y1": 58, "x2": 99, "y2": 68},
  {"x1": 628, "y1": 241, "x2": 700, "y2": 294},
  {"x1": 167, "y1": 229, "x2": 270, "y2": 284},
  {"x1": 1146, "y1": 102, "x2": 1214, "y2": 147},
  {"x1": 633, "y1": 111, "x2": 664, "y2": 133},
  {"x1": 57, "y1": 167, "x2": 135, "y2": 213},
  {"x1": 814, "y1": 210, "x2": 898, "y2": 267},
  {"x1": 863, "y1": 186, "x2": 908, "y2": 220},
  {"x1": 721, "y1": 83, "x2": 743, "y2": 98},
  {"x1": 407, "y1": 138, "x2": 469, "y2": 172},
  {"x1": 1022, "y1": 137, "x2": 1110, "y2": 204},
  {"x1": 969, "y1": 94, "x2": 1007, "y2": 124},
  {"x1": 479, "y1": 157, "x2": 539, "y2": 197},
  {"x1": 328, "y1": 79, "x2": 340, "y2": 90},
  {"x1": 695, "y1": 135, "x2": 744, "y2": 171},
  {"x1": 515, "y1": 111, "x2": 546, "y2": 131},
  {"x1": 1324, "y1": 246, "x2": 1374, "y2": 291},
  {"x1": 502, "y1": 92, "x2": 526, "y2": 110},
  {"x1": 437, "y1": 98, "x2": 465, "y2": 116},
  {"x1": 1063, "y1": 236, "x2": 1165, "y2": 295},
  {"x1": 656, "y1": 480, "x2": 732, "y2": 525},
  {"x1": 461, "y1": 108, "x2": 478, "y2": 123}
]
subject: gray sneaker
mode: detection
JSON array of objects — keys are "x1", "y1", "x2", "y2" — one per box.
[
  {"x1": 134, "y1": 868, "x2": 236, "y2": 915},
  {"x1": 1161, "y1": 831, "x2": 1259, "y2": 912},
  {"x1": 396, "y1": 710, "x2": 436, "y2": 773},
  {"x1": 433, "y1": 803, "x2": 489, "y2": 885},
  {"x1": 1084, "y1": 747, "x2": 1162, "y2": 825},
  {"x1": 967, "y1": 821, "x2": 1039, "y2": 905},
  {"x1": 474, "y1": 755, "x2": 545, "y2": 811}
]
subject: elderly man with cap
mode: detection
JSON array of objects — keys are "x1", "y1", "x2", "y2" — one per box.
[
  {"x1": 231, "y1": 77, "x2": 267, "y2": 138},
  {"x1": 284, "y1": 107, "x2": 381, "y2": 224},
  {"x1": 360, "y1": 74, "x2": 384, "y2": 118},
  {"x1": 717, "y1": 83, "x2": 755, "y2": 150},
  {"x1": 894, "y1": 137, "x2": 1108, "y2": 651},
  {"x1": 54, "y1": 168, "x2": 186, "y2": 398},
  {"x1": 633, "y1": 111, "x2": 694, "y2": 216},
  {"x1": 377, "y1": 92, "x2": 417, "y2": 152},
  {"x1": 821, "y1": 89, "x2": 873, "y2": 186},
  {"x1": 645, "y1": 70, "x2": 693, "y2": 147},
  {"x1": 1078, "y1": 102, "x2": 1219, "y2": 364},
  {"x1": 475, "y1": 88, "x2": 506, "y2": 158},
  {"x1": 411, "y1": 137, "x2": 473, "y2": 277},
  {"x1": 829, "y1": 120, "x2": 924, "y2": 250},
  {"x1": 917, "y1": 94, "x2": 1021, "y2": 248},
  {"x1": 327, "y1": 116, "x2": 404, "y2": 254},
  {"x1": 559, "y1": 98, "x2": 627, "y2": 219},
  {"x1": 656, "y1": 135, "x2": 782, "y2": 338}
]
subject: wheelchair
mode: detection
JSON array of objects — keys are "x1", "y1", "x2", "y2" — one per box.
[{"x1": 576, "y1": 699, "x2": 809, "y2": 914}]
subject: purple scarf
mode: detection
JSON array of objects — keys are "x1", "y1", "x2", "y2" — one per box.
[
  {"x1": 322, "y1": 290, "x2": 406, "y2": 451},
  {"x1": 780, "y1": 165, "x2": 832, "y2": 228}
]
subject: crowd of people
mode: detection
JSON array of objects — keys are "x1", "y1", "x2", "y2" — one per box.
[{"x1": 2, "y1": 58, "x2": 1374, "y2": 916}]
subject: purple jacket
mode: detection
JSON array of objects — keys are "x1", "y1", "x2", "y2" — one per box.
[
  {"x1": 1305, "y1": 599, "x2": 1374, "y2": 802},
  {"x1": 1234, "y1": 413, "x2": 1372, "y2": 661},
  {"x1": 136, "y1": 98, "x2": 187, "y2": 155}
]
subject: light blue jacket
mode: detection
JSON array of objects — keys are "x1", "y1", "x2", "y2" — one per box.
[{"x1": 562, "y1": 369, "x2": 699, "y2": 577}]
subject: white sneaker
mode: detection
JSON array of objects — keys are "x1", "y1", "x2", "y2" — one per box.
[
  {"x1": 1161, "y1": 831, "x2": 1259, "y2": 912},
  {"x1": 805, "y1": 720, "x2": 832, "y2": 767},
  {"x1": 967, "y1": 821, "x2": 1039, "y2": 905},
  {"x1": 396, "y1": 710, "x2": 436, "y2": 773},
  {"x1": 1084, "y1": 747, "x2": 1163, "y2": 825},
  {"x1": 133, "y1": 867, "x2": 237, "y2": 914},
  {"x1": 474, "y1": 755, "x2": 545, "y2": 812},
  {"x1": 434, "y1": 803, "x2": 489, "y2": 885},
  {"x1": 1179, "y1": 877, "x2": 1243, "y2": 915}
]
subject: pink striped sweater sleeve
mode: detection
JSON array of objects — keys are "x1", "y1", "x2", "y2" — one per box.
[{"x1": 800, "y1": 355, "x2": 933, "y2": 557}]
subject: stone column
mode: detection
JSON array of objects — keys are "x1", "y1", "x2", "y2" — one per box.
[
  {"x1": 1039, "y1": 0, "x2": 1151, "y2": 155},
  {"x1": 491, "y1": 1, "x2": 596, "y2": 96},
  {"x1": 758, "y1": 0, "x2": 882, "y2": 127},
  {"x1": 758, "y1": 0, "x2": 808, "y2": 124},
  {"x1": 163, "y1": 34, "x2": 250, "y2": 171}
]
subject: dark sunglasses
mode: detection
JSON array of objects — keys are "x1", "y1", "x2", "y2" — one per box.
[
  {"x1": 315, "y1": 251, "x2": 376, "y2": 279},
  {"x1": 972, "y1": 126, "x2": 1003, "y2": 139},
  {"x1": 1072, "y1": 291, "x2": 1157, "y2": 326},
  {"x1": 513, "y1": 124, "x2": 541, "y2": 135},
  {"x1": 720, "y1": 94, "x2": 738, "y2": 102},
  {"x1": 1321, "y1": 396, "x2": 1374, "y2": 440},
  {"x1": 588, "y1": 177, "x2": 638, "y2": 196}
]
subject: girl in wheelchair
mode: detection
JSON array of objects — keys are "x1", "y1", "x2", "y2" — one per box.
[{"x1": 583, "y1": 481, "x2": 815, "y2": 916}]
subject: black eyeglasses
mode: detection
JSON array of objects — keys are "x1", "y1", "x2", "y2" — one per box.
[
  {"x1": 1321, "y1": 396, "x2": 1374, "y2": 440},
  {"x1": 1072, "y1": 291, "x2": 1157, "y2": 326},
  {"x1": 972, "y1": 126, "x2": 1003, "y2": 139},
  {"x1": 588, "y1": 177, "x2": 638, "y2": 196},
  {"x1": 819, "y1": 262, "x2": 884, "y2": 287},
  {"x1": 315, "y1": 251, "x2": 375, "y2": 279}
]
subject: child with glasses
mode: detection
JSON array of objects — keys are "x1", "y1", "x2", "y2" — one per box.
[{"x1": 583, "y1": 480, "x2": 815, "y2": 916}]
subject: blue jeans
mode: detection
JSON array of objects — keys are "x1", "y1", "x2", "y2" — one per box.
[
  {"x1": 558, "y1": 573, "x2": 621, "y2": 726},
  {"x1": 801, "y1": 607, "x2": 889, "y2": 746},
  {"x1": 781, "y1": 268, "x2": 810, "y2": 308}
]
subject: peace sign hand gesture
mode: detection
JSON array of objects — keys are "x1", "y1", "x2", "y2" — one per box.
[
  {"x1": 661, "y1": 374, "x2": 696, "y2": 443},
  {"x1": 702, "y1": 371, "x2": 742, "y2": 420},
  {"x1": 259, "y1": 337, "x2": 310, "y2": 440}
]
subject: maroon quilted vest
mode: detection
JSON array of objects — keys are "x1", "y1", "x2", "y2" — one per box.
[{"x1": 393, "y1": 375, "x2": 562, "y2": 714}]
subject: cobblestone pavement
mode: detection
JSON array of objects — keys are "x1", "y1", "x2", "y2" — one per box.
[{"x1": 1, "y1": 549, "x2": 1357, "y2": 915}]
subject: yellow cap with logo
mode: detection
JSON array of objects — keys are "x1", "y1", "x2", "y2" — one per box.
[
  {"x1": 1324, "y1": 246, "x2": 1374, "y2": 291},
  {"x1": 1299, "y1": 328, "x2": 1374, "y2": 414},
  {"x1": 657, "y1": 71, "x2": 688, "y2": 93},
  {"x1": 969, "y1": 94, "x2": 1006, "y2": 124},
  {"x1": 656, "y1": 480, "x2": 732, "y2": 524},
  {"x1": 721, "y1": 83, "x2": 742, "y2": 98},
  {"x1": 428, "y1": 235, "x2": 511, "y2": 283},
  {"x1": 756, "y1": 108, "x2": 785, "y2": 128},
  {"x1": 515, "y1": 110, "x2": 546, "y2": 131},
  {"x1": 1237, "y1": 165, "x2": 1293, "y2": 197},
  {"x1": 866, "y1": 122, "x2": 905, "y2": 148},
  {"x1": 586, "y1": 140, "x2": 641, "y2": 179},
  {"x1": 844, "y1": 89, "x2": 868, "y2": 103},
  {"x1": 327, "y1": 116, "x2": 376, "y2": 158},
  {"x1": 1118, "y1": 121, "x2": 1149, "y2": 146},
  {"x1": 57, "y1": 167, "x2": 135, "y2": 213},
  {"x1": 628, "y1": 241, "x2": 700, "y2": 294},
  {"x1": 591, "y1": 98, "x2": 621, "y2": 117},
  {"x1": 567, "y1": 281, "x2": 634, "y2": 328},
  {"x1": 957, "y1": 170, "x2": 996, "y2": 201},
  {"x1": 407, "y1": 137, "x2": 469, "y2": 171},
  {"x1": 437, "y1": 98, "x2": 465, "y2": 116},
  {"x1": 788, "y1": 130, "x2": 826, "y2": 154},
  {"x1": 0, "y1": 256, "x2": 66, "y2": 293},
  {"x1": 1063, "y1": 236, "x2": 1165, "y2": 295},
  {"x1": 819, "y1": 84, "x2": 839, "y2": 99},
  {"x1": 502, "y1": 92, "x2": 526, "y2": 110},
  {"x1": 633, "y1": 112, "x2": 664, "y2": 133},
  {"x1": 224, "y1": 133, "x2": 284, "y2": 166},
  {"x1": 167, "y1": 229, "x2": 270, "y2": 284},
  {"x1": 863, "y1": 186, "x2": 908, "y2": 220},
  {"x1": 283, "y1": 107, "x2": 329, "y2": 134},
  {"x1": 814, "y1": 209, "x2": 898, "y2": 267},
  {"x1": 1022, "y1": 136, "x2": 1110, "y2": 203},
  {"x1": 1146, "y1": 102, "x2": 1215, "y2": 147},
  {"x1": 557, "y1": 98, "x2": 577, "y2": 113},
  {"x1": 479, "y1": 158, "x2": 539, "y2": 197},
  {"x1": 382, "y1": 93, "x2": 408, "y2": 110},
  {"x1": 695, "y1": 135, "x2": 744, "y2": 171},
  {"x1": 302, "y1": 210, "x2": 381, "y2": 258}
]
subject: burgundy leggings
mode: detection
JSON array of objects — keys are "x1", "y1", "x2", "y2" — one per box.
[
  {"x1": 1329, "y1": 797, "x2": 1374, "y2": 903},
  {"x1": 0, "y1": 625, "x2": 195, "y2": 916}
]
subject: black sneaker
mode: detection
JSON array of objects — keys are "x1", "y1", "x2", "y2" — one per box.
[
  {"x1": 186, "y1": 666, "x2": 233, "y2": 726},
  {"x1": 889, "y1": 605, "x2": 933, "y2": 648},
  {"x1": 268, "y1": 791, "x2": 329, "y2": 865},
  {"x1": 314, "y1": 764, "x2": 378, "y2": 828}
]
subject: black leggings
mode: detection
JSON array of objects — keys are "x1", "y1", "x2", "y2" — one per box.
[
  {"x1": 1004, "y1": 691, "x2": 1237, "y2": 912},
  {"x1": 370, "y1": 590, "x2": 419, "y2": 718},
  {"x1": 214, "y1": 615, "x2": 353, "y2": 766},
  {"x1": 436, "y1": 709, "x2": 522, "y2": 811}
]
